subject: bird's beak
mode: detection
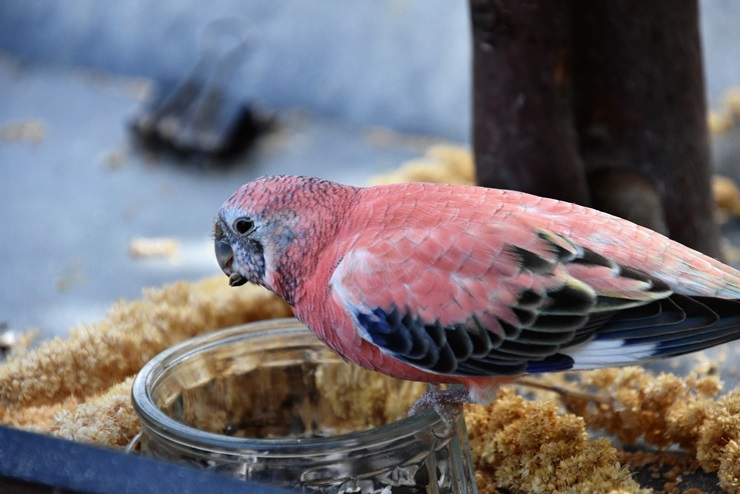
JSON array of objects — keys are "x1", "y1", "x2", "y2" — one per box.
[{"x1": 215, "y1": 240, "x2": 247, "y2": 287}]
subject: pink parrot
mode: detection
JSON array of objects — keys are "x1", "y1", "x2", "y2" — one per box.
[{"x1": 214, "y1": 175, "x2": 740, "y2": 429}]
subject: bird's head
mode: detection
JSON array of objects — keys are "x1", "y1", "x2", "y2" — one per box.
[{"x1": 214, "y1": 175, "x2": 358, "y2": 304}]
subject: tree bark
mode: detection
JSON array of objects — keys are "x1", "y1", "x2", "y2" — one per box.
[
  {"x1": 470, "y1": 0, "x2": 720, "y2": 257},
  {"x1": 470, "y1": 0, "x2": 590, "y2": 205},
  {"x1": 573, "y1": 1, "x2": 718, "y2": 257}
]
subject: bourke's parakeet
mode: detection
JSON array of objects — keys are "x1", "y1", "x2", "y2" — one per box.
[{"x1": 214, "y1": 175, "x2": 740, "y2": 431}]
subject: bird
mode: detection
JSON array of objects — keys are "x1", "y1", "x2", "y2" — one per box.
[{"x1": 214, "y1": 175, "x2": 740, "y2": 433}]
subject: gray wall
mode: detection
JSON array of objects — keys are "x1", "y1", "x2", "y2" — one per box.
[
  {"x1": 0, "y1": 1, "x2": 472, "y2": 140},
  {"x1": 1, "y1": 1, "x2": 739, "y2": 141}
]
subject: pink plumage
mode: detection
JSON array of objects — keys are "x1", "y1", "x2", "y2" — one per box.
[{"x1": 215, "y1": 175, "x2": 740, "y2": 420}]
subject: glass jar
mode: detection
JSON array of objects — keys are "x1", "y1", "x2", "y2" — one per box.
[{"x1": 131, "y1": 318, "x2": 478, "y2": 493}]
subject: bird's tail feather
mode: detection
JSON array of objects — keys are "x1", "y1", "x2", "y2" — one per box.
[{"x1": 564, "y1": 295, "x2": 740, "y2": 370}]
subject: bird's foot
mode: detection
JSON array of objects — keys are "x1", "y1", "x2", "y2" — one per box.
[{"x1": 409, "y1": 386, "x2": 470, "y2": 439}]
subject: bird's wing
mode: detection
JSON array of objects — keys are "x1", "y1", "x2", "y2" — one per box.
[{"x1": 330, "y1": 220, "x2": 740, "y2": 377}]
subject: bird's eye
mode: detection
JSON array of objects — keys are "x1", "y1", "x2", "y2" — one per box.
[{"x1": 233, "y1": 218, "x2": 255, "y2": 235}]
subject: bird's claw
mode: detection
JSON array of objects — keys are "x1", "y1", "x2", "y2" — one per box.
[{"x1": 409, "y1": 387, "x2": 470, "y2": 439}]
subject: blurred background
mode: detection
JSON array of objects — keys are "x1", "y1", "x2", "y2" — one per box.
[{"x1": 1, "y1": 0, "x2": 740, "y2": 340}]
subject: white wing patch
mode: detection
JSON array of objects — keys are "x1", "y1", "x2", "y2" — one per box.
[{"x1": 564, "y1": 339, "x2": 656, "y2": 370}]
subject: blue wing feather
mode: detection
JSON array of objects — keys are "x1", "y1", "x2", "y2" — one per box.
[{"x1": 353, "y1": 295, "x2": 740, "y2": 378}]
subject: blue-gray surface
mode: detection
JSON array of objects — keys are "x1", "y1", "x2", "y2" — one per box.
[
  {"x1": 0, "y1": 1, "x2": 472, "y2": 338},
  {"x1": 0, "y1": 56, "x2": 429, "y2": 338}
]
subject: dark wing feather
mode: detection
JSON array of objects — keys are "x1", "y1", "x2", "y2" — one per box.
[
  {"x1": 353, "y1": 294, "x2": 740, "y2": 377},
  {"x1": 350, "y1": 229, "x2": 740, "y2": 377}
]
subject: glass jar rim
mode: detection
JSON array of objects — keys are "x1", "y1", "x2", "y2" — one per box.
[{"x1": 131, "y1": 318, "x2": 442, "y2": 456}]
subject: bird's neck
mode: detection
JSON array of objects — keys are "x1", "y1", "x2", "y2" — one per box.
[{"x1": 269, "y1": 183, "x2": 362, "y2": 307}]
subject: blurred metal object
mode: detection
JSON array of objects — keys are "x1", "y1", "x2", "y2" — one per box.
[
  {"x1": 0, "y1": 323, "x2": 40, "y2": 362},
  {"x1": 130, "y1": 18, "x2": 274, "y2": 161},
  {"x1": 0, "y1": 322, "x2": 15, "y2": 360}
]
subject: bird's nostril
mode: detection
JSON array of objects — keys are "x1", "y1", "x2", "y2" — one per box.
[{"x1": 215, "y1": 240, "x2": 234, "y2": 272}]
